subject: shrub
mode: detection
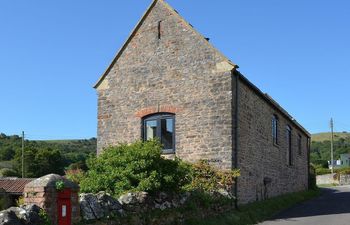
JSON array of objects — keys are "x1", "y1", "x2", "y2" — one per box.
[
  {"x1": 38, "y1": 209, "x2": 52, "y2": 225},
  {"x1": 0, "y1": 168, "x2": 18, "y2": 177},
  {"x1": 336, "y1": 167, "x2": 350, "y2": 175},
  {"x1": 315, "y1": 167, "x2": 331, "y2": 175},
  {"x1": 309, "y1": 164, "x2": 317, "y2": 190},
  {"x1": 65, "y1": 168, "x2": 85, "y2": 184},
  {"x1": 16, "y1": 196, "x2": 24, "y2": 207},
  {"x1": 79, "y1": 140, "x2": 240, "y2": 198},
  {"x1": 184, "y1": 160, "x2": 240, "y2": 193},
  {"x1": 79, "y1": 140, "x2": 190, "y2": 197}
]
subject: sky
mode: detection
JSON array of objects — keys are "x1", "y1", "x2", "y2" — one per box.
[{"x1": 0, "y1": 0, "x2": 349, "y2": 140}]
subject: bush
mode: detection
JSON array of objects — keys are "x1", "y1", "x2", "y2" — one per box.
[
  {"x1": 315, "y1": 167, "x2": 331, "y2": 175},
  {"x1": 79, "y1": 140, "x2": 240, "y2": 198},
  {"x1": 184, "y1": 160, "x2": 240, "y2": 193},
  {"x1": 309, "y1": 164, "x2": 317, "y2": 190},
  {"x1": 79, "y1": 140, "x2": 190, "y2": 196},
  {"x1": 0, "y1": 168, "x2": 18, "y2": 177},
  {"x1": 65, "y1": 168, "x2": 85, "y2": 184},
  {"x1": 336, "y1": 167, "x2": 350, "y2": 175}
]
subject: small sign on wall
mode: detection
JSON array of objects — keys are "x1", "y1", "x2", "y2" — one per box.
[{"x1": 62, "y1": 205, "x2": 67, "y2": 217}]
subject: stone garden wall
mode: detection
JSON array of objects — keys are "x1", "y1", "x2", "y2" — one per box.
[
  {"x1": 316, "y1": 174, "x2": 338, "y2": 185},
  {"x1": 78, "y1": 191, "x2": 234, "y2": 225}
]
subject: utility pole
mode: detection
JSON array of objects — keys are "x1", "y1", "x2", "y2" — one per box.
[
  {"x1": 330, "y1": 119, "x2": 334, "y2": 174},
  {"x1": 22, "y1": 131, "x2": 24, "y2": 178}
]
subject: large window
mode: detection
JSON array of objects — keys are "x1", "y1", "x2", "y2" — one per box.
[
  {"x1": 143, "y1": 113, "x2": 175, "y2": 154},
  {"x1": 272, "y1": 115, "x2": 279, "y2": 145},
  {"x1": 286, "y1": 125, "x2": 292, "y2": 166}
]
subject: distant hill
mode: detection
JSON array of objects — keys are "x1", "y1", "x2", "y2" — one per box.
[
  {"x1": 312, "y1": 132, "x2": 350, "y2": 142},
  {"x1": 311, "y1": 132, "x2": 350, "y2": 168}
]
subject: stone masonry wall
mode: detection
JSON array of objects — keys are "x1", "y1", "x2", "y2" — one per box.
[
  {"x1": 96, "y1": 0, "x2": 234, "y2": 169},
  {"x1": 96, "y1": 0, "x2": 310, "y2": 205},
  {"x1": 236, "y1": 79, "x2": 309, "y2": 204}
]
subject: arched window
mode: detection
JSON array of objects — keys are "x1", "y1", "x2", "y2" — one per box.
[{"x1": 142, "y1": 113, "x2": 175, "y2": 154}]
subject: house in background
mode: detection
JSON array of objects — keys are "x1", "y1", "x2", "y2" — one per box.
[
  {"x1": 0, "y1": 177, "x2": 34, "y2": 209},
  {"x1": 328, "y1": 159, "x2": 341, "y2": 169},
  {"x1": 329, "y1": 153, "x2": 350, "y2": 169},
  {"x1": 94, "y1": 0, "x2": 310, "y2": 204},
  {"x1": 340, "y1": 153, "x2": 350, "y2": 167}
]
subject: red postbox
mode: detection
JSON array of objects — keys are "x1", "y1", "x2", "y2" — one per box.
[
  {"x1": 57, "y1": 189, "x2": 72, "y2": 225},
  {"x1": 24, "y1": 174, "x2": 80, "y2": 225}
]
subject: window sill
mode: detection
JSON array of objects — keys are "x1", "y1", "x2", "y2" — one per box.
[{"x1": 162, "y1": 150, "x2": 175, "y2": 155}]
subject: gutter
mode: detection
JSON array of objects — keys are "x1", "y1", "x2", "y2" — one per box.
[{"x1": 232, "y1": 69, "x2": 239, "y2": 209}]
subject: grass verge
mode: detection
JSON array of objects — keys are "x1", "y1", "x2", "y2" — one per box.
[
  {"x1": 317, "y1": 183, "x2": 338, "y2": 188},
  {"x1": 186, "y1": 189, "x2": 320, "y2": 225}
]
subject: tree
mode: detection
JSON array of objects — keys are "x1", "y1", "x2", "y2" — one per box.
[{"x1": 14, "y1": 146, "x2": 64, "y2": 178}]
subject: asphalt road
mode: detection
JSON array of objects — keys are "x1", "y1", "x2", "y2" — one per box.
[{"x1": 259, "y1": 186, "x2": 350, "y2": 225}]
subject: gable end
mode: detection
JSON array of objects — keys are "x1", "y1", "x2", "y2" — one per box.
[{"x1": 93, "y1": 0, "x2": 237, "y2": 89}]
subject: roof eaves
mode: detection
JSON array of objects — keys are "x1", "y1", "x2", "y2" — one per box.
[{"x1": 235, "y1": 71, "x2": 310, "y2": 137}]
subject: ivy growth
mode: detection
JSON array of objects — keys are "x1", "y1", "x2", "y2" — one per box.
[{"x1": 55, "y1": 180, "x2": 65, "y2": 191}]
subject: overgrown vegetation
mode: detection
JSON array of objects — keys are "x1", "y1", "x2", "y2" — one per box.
[
  {"x1": 0, "y1": 133, "x2": 96, "y2": 178},
  {"x1": 39, "y1": 208, "x2": 52, "y2": 225},
  {"x1": 313, "y1": 166, "x2": 350, "y2": 176},
  {"x1": 186, "y1": 189, "x2": 320, "y2": 225},
  {"x1": 77, "y1": 140, "x2": 239, "y2": 198}
]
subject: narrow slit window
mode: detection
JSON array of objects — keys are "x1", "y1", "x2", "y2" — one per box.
[
  {"x1": 298, "y1": 134, "x2": 302, "y2": 156},
  {"x1": 272, "y1": 115, "x2": 279, "y2": 145},
  {"x1": 158, "y1": 21, "x2": 162, "y2": 39},
  {"x1": 286, "y1": 125, "x2": 292, "y2": 166}
]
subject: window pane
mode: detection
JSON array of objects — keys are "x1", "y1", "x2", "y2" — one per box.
[
  {"x1": 161, "y1": 118, "x2": 173, "y2": 149},
  {"x1": 272, "y1": 116, "x2": 278, "y2": 144},
  {"x1": 145, "y1": 120, "x2": 157, "y2": 140}
]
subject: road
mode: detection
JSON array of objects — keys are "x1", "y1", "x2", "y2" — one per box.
[{"x1": 259, "y1": 186, "x2": 350, "y2": 225}]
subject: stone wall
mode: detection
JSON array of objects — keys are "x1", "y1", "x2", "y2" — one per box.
[
  {"x1": 236, "y1": 78, "x2": 309, "y2": 204},
  {"x1": 316, "y1": 174, "x2": 338, "y2": 185},
  {"x1": 339, "y1": 174, "x2": 350, "y2": 185},
  {"x1": 96, "y1": 0, "x2": 234, "y2": 170}
]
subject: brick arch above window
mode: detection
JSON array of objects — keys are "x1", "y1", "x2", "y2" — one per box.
[{"x1": 135, "y1": 105, "x2": 182, "y2": 118}]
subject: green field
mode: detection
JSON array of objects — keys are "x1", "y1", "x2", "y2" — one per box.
[{"x1": 312, "y1": 132, "x2": 350, "y2": 142}]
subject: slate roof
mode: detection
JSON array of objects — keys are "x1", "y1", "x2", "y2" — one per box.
[{"x1": 0, "y1": 178, "x2": 35, "y2": 195}]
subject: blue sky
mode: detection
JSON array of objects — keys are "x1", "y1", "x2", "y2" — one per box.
[{"x1": 0, "y1": 0, "x2": 349, "y2": 140}]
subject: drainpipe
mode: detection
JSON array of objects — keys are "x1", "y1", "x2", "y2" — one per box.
[{"x1": 232, "y1": 69, "x2": 239, "y2": 209}]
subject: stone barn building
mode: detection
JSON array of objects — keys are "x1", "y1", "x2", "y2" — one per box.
[{"x1": 94, "y1": 0, "x2": 310, "y2": 204}]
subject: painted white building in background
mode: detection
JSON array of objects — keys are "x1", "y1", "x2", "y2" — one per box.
[{"x1": 328, "y1": 160, "x2": 341, "y2": 169}]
